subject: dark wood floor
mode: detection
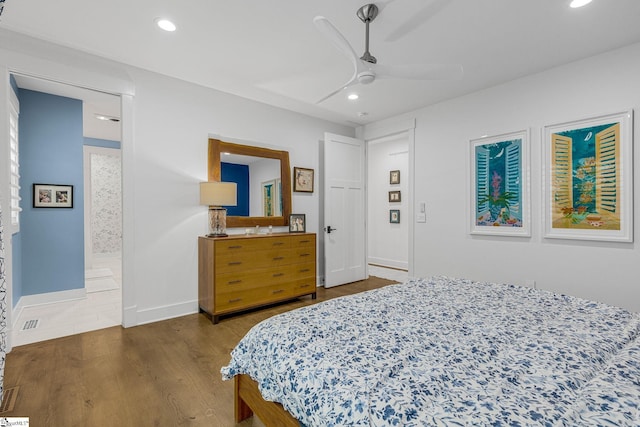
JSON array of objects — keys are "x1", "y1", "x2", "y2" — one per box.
[{"x1": 4, "y1": 276, "x2": 393, "y2": 426}]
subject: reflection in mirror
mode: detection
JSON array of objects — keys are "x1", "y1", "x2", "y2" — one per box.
[
  {"x1": 221, "y1": 154, "x2": 282, "y2": 217},
  {"x1": 209, "y1": 138, "x2": 291, "y2": 227}
]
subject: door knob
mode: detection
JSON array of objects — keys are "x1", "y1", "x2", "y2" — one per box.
[{"x1": 325, "y1": 226, "x2": 337, "y2": 233}]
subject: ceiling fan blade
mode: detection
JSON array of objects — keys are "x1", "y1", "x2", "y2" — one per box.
[
  {"x1": 374, "y1": 63, "x2": 463, "y2": 80},
  {"x1": 316, "y1": 74, "x2": 359, "y2": 104},
  {"x1": 385, "y1": 0, "x2": 450, "y2": 42},
  {"x1": 313, "y1": 16, "x2": 360, "y2": 71}
]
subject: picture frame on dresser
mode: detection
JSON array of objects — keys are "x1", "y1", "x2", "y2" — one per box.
[{"x1": 289, "y1": 214, "x2": 306, "y2": 233}]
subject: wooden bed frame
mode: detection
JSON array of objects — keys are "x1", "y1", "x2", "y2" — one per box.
[{"x1": 235, "y1": 374, "x2": 299, "y2": 426}]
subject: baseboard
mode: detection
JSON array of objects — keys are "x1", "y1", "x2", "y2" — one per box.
[
  {"x1": 12, "y1": 288, "x2": 87, "y2": 328},
  {"x1": 134, "y1": 300, "x2": 199, "y2": 326},
  {"x1": 367, "y1": 257, "x2": 408, "y2": 271}
]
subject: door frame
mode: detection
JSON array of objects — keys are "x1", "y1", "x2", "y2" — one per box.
[
  {"x1": 358, "y1": 118, "x2": 416, "y2": 278},
  {"x1": 0, "y1": 43, "x2": 135, "y2": 350}
]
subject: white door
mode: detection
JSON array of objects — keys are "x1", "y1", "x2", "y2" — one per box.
[{"x1": 323, "y1": 133, "x2": 366, "y2": 288}]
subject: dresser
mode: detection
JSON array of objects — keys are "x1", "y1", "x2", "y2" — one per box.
[{"x1": 198, "y1": 233, "x2": 317, "y2": 324}]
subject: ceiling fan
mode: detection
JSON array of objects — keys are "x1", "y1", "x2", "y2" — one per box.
[{"x1": 313, "y1": 3, "x2": 463, "y2": 103}]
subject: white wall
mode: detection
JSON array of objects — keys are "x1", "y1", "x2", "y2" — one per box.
[
  {"x1": 366, "y1": 42, "x2": 640, "y2": 312},
  {"x1": 0, "y1": 31, "x2": 354, "y2": 328},
  {"x1": 367, "y1": 134, "x2": 409, "y2": 269},
  {"x1": 125, "y1": 68, "x2": 353, "y2": 324}
]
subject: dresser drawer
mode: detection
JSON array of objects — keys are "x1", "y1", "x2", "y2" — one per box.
[
  {"x1": 214, "y1": 236, "x2": 290, "y2": 253},
  {"x1": 290, "y1": 235, "x2": 315, "y2": 248},
  {"x1": 215, "y1": 283, "x2": 294, "y2": 312},
  {"x1": 215, "y1": 265, "x2": 297, "y2": 293},
  {"x1": 215, "y1": 248, "x2": 293, "y2": 273},
  {"x1": 290, "y1": 261, "x2": 315, "y2": 278},
  {"x1": 291, "y1": 247, "x2": 315, "y2": 263},
  {"x1": 292, "y1": 279, "x2": 316, "y2": 296}
]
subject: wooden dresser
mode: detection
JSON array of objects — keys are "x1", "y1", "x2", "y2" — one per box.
[{"x1": 198, "y1": 233, "x2": 317, "y2": 324}]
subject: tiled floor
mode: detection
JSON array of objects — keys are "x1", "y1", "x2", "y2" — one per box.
[
  {"x1": 368, "y1": 264, "x2": 408, "y2": 283},
  {"x1": 12, "y1": 253, "x2": 122, "y2": 347}
]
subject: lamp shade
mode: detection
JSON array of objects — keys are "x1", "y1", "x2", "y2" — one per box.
[{"x1": 200, "y1": 181, "x2": 237, "y2": 206}]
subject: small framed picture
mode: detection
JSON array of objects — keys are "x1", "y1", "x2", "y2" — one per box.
[
  {"x1": 33, "y1": 183, "x2": 74, "y2": 208},
  {"x1": 289, "y1": 213, "x2": 306, "y2": 233},
  {"x1": 389, "y1": 209, "x2": 400, "y2": 224},
  {"x1": 390, "y1": 170, "x2": 400, "y2": 185},
  {"x1": 388, "y1": 190, "x2": 401, "y2": 203},
  {"x1": 293, "y1": 167, "x2": 314, "y2": 193}
]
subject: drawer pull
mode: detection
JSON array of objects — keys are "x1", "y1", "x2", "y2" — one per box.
[
  {"x1": 228, "y1": 245, "x2": 243, "y2": 249},
  {"x1": 228, "y1": 261, "x2": 242, "y2": 266},
  {"x1": 273, "y1": 256, "x2": 285, "y2": 261},
  {"x1": 299, "y1": 240, "x2": 310, "y2": 243},
  {"x1": 299, "y1": 284, "x2": 311, "y2": 288},
  {"x1": 299, "y1": 253, "x2": 310, "y2": 257},
  {"x1": 228, "y1": 298, "x2": 242, "y2": 303},
  {"x1": 272, "y1": 289, "x2": 285, "y2": 294},
  {"x1": 228, "y1": 280, "x2": 242, "y2": 285},
  {"x1": 299, "y1": 269, "x2": 310, "y2": 273},
  {"x1": 272, "y1": 242, "x2": 285, "y2": 246},
  {"x1": 273, "y1": 273, "x2": 284, "y2": 277}
]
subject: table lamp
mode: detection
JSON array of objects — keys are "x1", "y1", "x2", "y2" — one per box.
[{"x1": 200, "y1": 181, "x2": 237, "y2": 237}]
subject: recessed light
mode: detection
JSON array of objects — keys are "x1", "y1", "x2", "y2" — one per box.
[
  {"x1": 570, "y1": 0, "x2": 592, "y2": 8},
  {"x1": 155, "y1": 18, "x2": 177, "y2": 32},
  {"x1": 347, "y1": 93, "x2": 359, "y2": 101}
]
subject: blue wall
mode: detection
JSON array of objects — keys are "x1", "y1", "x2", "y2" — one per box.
[
  {"x1": 221, "y1": 162, "x2": 249, "y2": 216},
  {"x1": 18, "y1": 89, "x2": 85, "y2": 296}
]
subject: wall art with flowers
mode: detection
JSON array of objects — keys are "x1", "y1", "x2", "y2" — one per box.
[
  {"x1": 543, "y1": 110, "x2": 633, "y2": 242},
  {"x1": 470, "y1": 130, "x2": 530, "y2": 236}
]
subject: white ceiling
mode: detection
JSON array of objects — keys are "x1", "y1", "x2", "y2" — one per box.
[{"x1": 3, "y1": 0, "x2": 640, "y2": 130}]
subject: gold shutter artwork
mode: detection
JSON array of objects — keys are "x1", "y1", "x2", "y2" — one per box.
[
  {"x1": 551, "y1": 134, "x2": 572, "y2": 217},
  {"x1": 595, "y1": 123, "x2": 619, "y2": 215}
]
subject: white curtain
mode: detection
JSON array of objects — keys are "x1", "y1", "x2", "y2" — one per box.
[{"x1": 0, "y1": 200, "x2": 7, "y2": 401}]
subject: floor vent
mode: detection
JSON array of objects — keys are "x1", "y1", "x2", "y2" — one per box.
[
  {"x1": 22, "y1": 319, "x2": 39, "y2": 331},
  {"x1": 0, "y1": 386, "x2": 19, "y2": 413}
]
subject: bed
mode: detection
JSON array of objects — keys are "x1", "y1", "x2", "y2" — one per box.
[{"x1": 221, "y1": 276, "x2": 640, "y2": 426}]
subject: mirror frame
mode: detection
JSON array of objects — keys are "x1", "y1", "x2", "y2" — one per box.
[{"x1": 208, "y1": 138, "x2": 291, "y2": 227}]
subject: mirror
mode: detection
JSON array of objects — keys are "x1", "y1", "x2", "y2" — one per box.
[{"x1": 208, "y1": 138, "x2": 291, "y2": 227}]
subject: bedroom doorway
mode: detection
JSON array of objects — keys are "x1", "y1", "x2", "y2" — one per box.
[
  {"x1": 366, "y1": 132, "x2": 410, "y2": 277},
  {"x1": 10, "y1": 74, "x2": 123, "y2": 345}
]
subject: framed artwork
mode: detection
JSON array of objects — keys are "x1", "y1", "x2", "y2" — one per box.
[
  {"x1": 33, "y1": 184, "x2": 74, "y2": 208},
  {"x1": 388, "y1": 191, "x2": 401, "y2": 203},
  {"x1": 390, "y1": 170, "x2": 400, "y2": 185},
  {"x1": 289, "y1": 213, "x2": 306, "y2": 233},
  {"x1": 389, "y1": 209, "x2": 400, "y2": 224},
  {"x1": 294, "y1": 167, "x2": 314, "y2": 193},
  {"x1": 543, "y1": 110, "x2": 633, "y2": 242},
  {"x1": 470, "y1": 130, "x2": 530, "y2": 236},
  {"x1": 262, "y1": 179, "x2": 282, "y2": 217}
]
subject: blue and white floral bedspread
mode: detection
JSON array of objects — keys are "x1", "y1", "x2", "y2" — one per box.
[{"x1": 221, "y1": 276, "x2": 640, "y2": 426}]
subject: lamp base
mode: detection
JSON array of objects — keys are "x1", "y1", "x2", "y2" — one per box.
[
  {"x1": 208, "y1": 206, "x2": 228, "y2": 237},
  {"x1": 207, "y1": 233, "x2": 228, "y2": 238}
]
